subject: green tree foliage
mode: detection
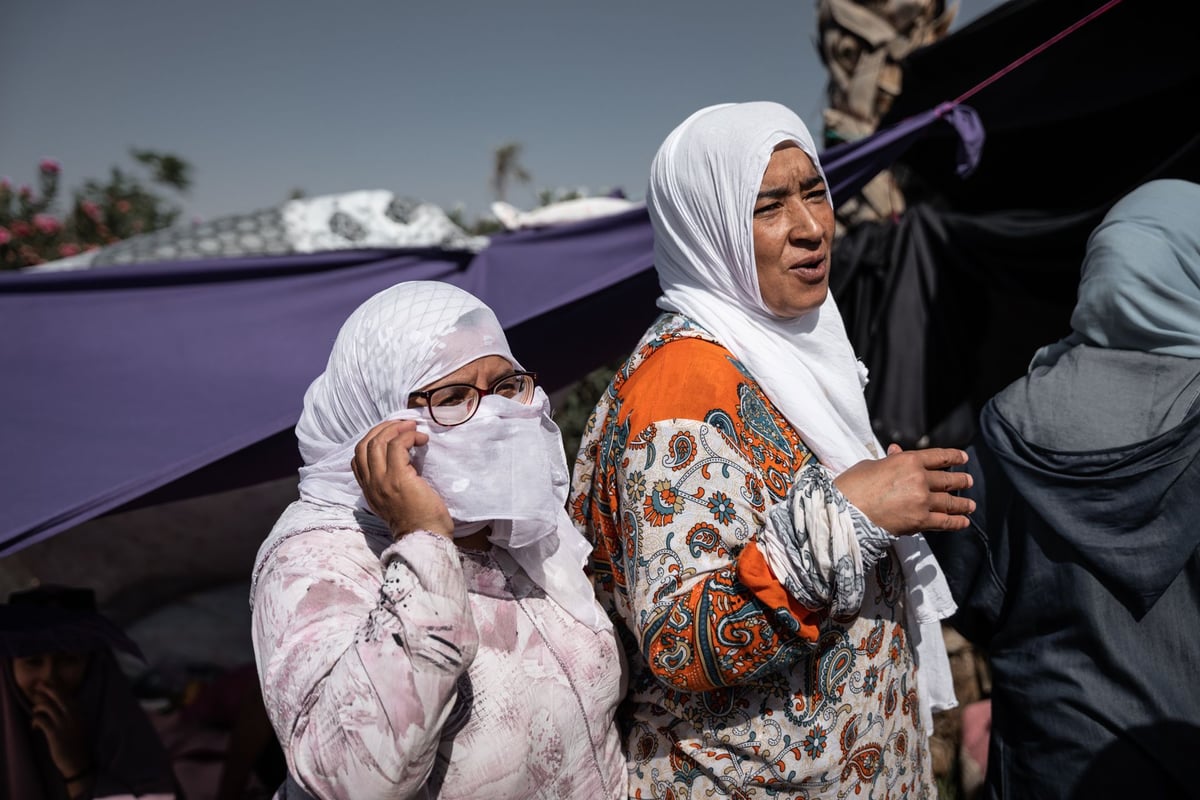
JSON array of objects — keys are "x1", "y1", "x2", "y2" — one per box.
[
  {"x1": 0, "y1": 150, "x2": 192, "y2": 270},
  {"x1": 554, "y1": 357, "x2": 623, "y2": 464}
]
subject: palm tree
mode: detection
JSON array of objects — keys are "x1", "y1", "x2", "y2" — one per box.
[
  {"x1": 130, "y1": 148, "x2": 193, "y2": 192},
  {"x1": 490, "y1": 142, "x2": 532, "y2": 202}
]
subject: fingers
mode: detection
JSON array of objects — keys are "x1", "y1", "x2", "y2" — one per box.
[
  {"x1": 928, "y1": 491, "x2": 975, "y2": 516},
  {"x1": 928, "y1": 468, "x2": 973, "y2": 493},
  {"x1": 907, "y1": 447, "x2": 969, "y2": 470},
  {"x1": 918, "y1": 511, "x2": 973, "y2": 532},
  {"x1": 30, "y1": 690, "x2": 67, "y2": 734},
  {"x1": 349, "y1": 418, "x2": 452, "y2": 539},
  {"x1": 35, "y1": 685, "x2": 70, "y2": 718},
  {"x1": 353, "y1": 419, "x2": 424, "y2": 482},
  {"x1": 886, "y1": 442, "x2": 903, "y2": 455}
]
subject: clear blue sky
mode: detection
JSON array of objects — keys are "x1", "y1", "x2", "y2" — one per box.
[{"x1": 1, "y1": 0, "x2": 1007, "y2": 223}]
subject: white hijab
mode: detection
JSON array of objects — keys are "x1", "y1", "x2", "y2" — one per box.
[
  {"x1": 647, "y1": 101, "x2": 956, "y2": 723},
  {"x1": 260, "y1": 280, "x2": 609, "y2": 631}
]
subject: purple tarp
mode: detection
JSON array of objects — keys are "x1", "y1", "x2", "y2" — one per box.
[{"x1": 0, "y1": 106, "x2": 980, "y2": 556}]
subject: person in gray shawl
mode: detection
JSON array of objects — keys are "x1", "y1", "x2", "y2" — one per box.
[{"x1": 928, "y1": 178, "x2": 1200, "y2": 800}]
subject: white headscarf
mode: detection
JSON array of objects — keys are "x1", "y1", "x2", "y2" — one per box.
[
  {"x1": 277, "y1": 280, "x2": 609, "y2": 631},
  {"x1": 647, "y1": 101, "x2": 956, "y2": 725}
]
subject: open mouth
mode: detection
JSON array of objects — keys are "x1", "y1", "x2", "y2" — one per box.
[{"x1": 789, "y1": 257, "x2": 827, "y2": 281}]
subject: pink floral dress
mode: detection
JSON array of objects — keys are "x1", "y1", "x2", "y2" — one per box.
[{"x1": 251, "y1": 504, "x2": 626, "y2": 800}]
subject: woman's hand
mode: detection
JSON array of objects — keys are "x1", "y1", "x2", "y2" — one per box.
[
  {"x1": 30, "y1": 685, "x2": 91, "y2": 785},
  {"x1": 352, "y1": 419, "x2": 453, "y2": 540},
  {"x1": 833, "y1": 444, "x2": 975, "y2": 536}
]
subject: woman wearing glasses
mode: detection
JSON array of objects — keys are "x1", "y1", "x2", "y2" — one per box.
[{"x1": 250, "y1": 281, "x2": 624, "y2": 800}]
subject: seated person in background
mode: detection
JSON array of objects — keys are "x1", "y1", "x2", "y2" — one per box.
[
  {"x1": 928, "y1": 178, "x2": 1200, "y2": 799},
  {"x1": 250, "y1": 280, "x2": 625, "y2": 799},
  {"x1": 0, "y1": 585, "x2": 178, "y2": 800}
]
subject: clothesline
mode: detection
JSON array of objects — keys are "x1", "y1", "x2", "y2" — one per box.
[{"x1": 949, "y1": 0, "x2": 1124, "y2": 107}]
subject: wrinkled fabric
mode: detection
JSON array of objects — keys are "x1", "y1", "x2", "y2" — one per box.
[
  {"x1": 252, "y1": 279, "x2": 623, "y2": 798},
  {"x1": 760, "y1": 462, "x2": 894, "y2": 617},
  {"x1": 571, "y1": 314, "x2": 935, "y2": 798},
  {"x1": 648, "y1": 101, "x2": 871, "y2": 469},
  {"x1": 929, "y1": 179, "x2": 1200, "y2": 800},
  {"x1": 295, "y1": 280, "x2": 518, "y2": 505},
  {"x1": 252, "y1": 512, "x2": 625, "y2": 800},
  {"x1": 646, "y1": 101, "x2": 956, "y2": 727},
  {"x1": 934, "y1": 359, "x2": 1200, "y2": 799}
]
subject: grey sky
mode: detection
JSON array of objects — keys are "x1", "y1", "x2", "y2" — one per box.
[{"x1": 1, "y1": 1, "x2": 1006, "y2": 222}]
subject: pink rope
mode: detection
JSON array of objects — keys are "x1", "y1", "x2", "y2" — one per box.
[{"x1": 950, "y1": 0, "x2": 1125, "y2": 106}]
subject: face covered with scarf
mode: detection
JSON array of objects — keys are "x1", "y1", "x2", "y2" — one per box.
[{"x1": 293, "y1": 280, "x2": 609, "y2": 631}]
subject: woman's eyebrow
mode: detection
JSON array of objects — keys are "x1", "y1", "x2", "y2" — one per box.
[
  {"x1": 757, "y1": 175, "x2": 824, "y2": 202},
  {"x1": 756, "y1": 186, "x2": 791, "y2": 201},
  {"x1": 801, "y1": 175, "x2": 826, "y2": 191}
]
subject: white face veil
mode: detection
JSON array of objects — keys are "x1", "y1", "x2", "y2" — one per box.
[
  {"x1": 289, "y1": 280, "x2": 610, "y2": 631},
  {"x1": 647, "y1": 101, "x2": 956, "y2": 726}
]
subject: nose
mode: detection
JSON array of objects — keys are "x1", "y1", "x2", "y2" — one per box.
[
  {"x1": 787, "y1": 201, "x2": 825, "y2": 245},
  {"x1": 25, "y1": 660, "x2": 53, "y2": 691},
  {"x1": 48, "y1": 657, "x2": 71, "y2": 687}
]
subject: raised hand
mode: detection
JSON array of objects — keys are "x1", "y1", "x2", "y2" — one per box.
[
  {"x1": 352, "y1": 419, "x2": 453, "y2": 540},
  {"x1": 30, "y1": 684, "x2": 91, "y2": 784},
  {"x1": 833, "y1": 445, "x2": 975, "y2": 535}
]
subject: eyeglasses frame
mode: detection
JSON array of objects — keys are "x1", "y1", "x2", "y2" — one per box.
[{"x1": 407, "y1": 370, "x2": 538, "y2": 427}]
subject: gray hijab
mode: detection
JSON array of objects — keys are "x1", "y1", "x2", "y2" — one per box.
[{"x1": 1032, "y1": 179, "x2": 1200, "y2": 367}]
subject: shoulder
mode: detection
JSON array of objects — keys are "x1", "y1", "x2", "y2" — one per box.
[
  {"x1": 254, "y1": 503, "x2": 391, "y2": 592},
  {"x1": 619, "y1": 335, "x2": 749, "y2": 432}
]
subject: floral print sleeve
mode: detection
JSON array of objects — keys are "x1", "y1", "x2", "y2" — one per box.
[
  {"x1": 252, "y1": 526, "x2": 479, "y2": 800},
  {"x1": 574, "y1": 331, "x2": 889, "y2": 694}
]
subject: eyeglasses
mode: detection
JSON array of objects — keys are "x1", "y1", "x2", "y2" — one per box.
[{"x1": 408, "y1": 371, "x2": 538, "y2": 427}]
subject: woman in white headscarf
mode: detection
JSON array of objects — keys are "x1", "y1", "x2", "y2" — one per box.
[
  {"x1": 570, "y1": 102, "x2": 974, "y2": 798},
  {"x1": 250, "y1": 281, "x2": 625, "y2": 800}
]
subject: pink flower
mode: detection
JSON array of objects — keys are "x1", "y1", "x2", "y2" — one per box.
[
  {"x1": 18, "y1": 185, "x2": 31, "y2": 197},
  {"x1": 81, "y1": 201, "x2": 101, "y2": 221},
  {"x1": 11, "y1": 221, "x2": 31, "y2": 238},
  {"x1": 38, "y1": 158, "x2": 61, "y2": 175},
  {"x1": 0, "y1": 178, "x2": 10, "y2": 190},
  {"x1": 58, "y1": 242, "x2": 81, "y2": 257},
  {"x1": 33, "y1": 214, "x2": 61, "y2": 235},
  {"x1": 0, "y1": 228, "x2": 10, "y2": 245},
  {"x1": 116, "y1": 199, "x2": 131, "y2": 213}
]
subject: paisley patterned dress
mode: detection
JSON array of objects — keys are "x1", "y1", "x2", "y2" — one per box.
[{"x1": 570, "y1": 313, "x2": 933, "y2": 799}]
